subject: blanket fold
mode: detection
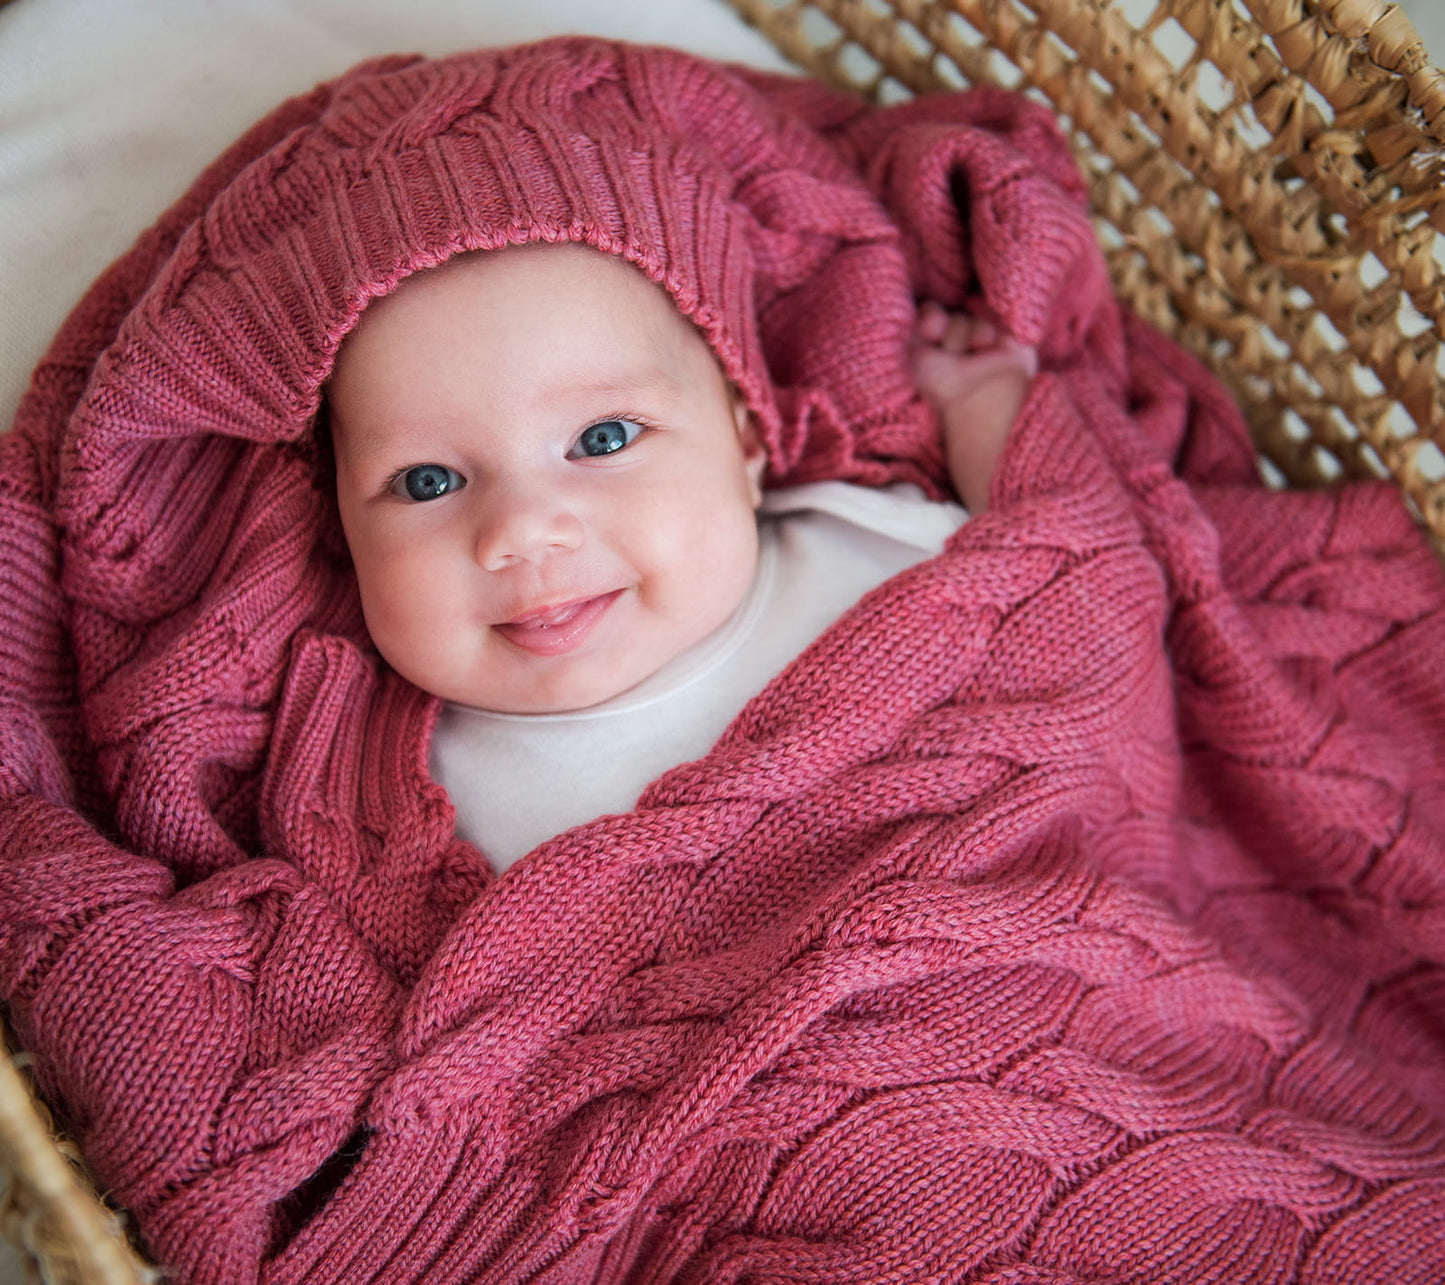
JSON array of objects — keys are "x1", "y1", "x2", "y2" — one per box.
[{"x1": 3, "y1": 35, "x2": 1445, "y2": 1285}]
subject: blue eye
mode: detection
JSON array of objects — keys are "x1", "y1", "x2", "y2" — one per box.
[
  {"x1": 395, "y1": 463, "x2": 464, "y2": 501},
  {"x1": 569, "y1": 419, "x2": 644, "y2": 459}
]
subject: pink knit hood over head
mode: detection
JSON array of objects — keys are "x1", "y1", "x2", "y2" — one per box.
[{"x1": 4, "y1": 36, "x2": 1445, "y2": 1285}]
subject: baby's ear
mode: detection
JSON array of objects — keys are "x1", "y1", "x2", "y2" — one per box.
[{"x1": 732, "y1": 391, "x2": 767, "y2": 508}]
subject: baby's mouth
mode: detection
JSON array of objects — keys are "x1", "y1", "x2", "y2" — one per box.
[{"x1": 493, "y1": 590, "x2": 624, "y2": 656}]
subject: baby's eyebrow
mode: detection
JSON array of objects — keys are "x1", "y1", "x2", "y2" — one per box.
[{"x1": 569, "y1": 367, "x2": 680, "y2": 400}]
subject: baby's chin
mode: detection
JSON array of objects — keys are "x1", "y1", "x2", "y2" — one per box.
[{"x1": 432, "y1": 654, "x2": 665, "y2": 716}]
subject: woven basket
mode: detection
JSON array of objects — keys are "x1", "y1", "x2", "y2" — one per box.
[{"x1": 2, "y1": 1, "x2": 1441, "y2": 1280}]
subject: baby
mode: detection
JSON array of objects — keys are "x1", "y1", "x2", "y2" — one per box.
[{"x1": 328, "y1": 240, "x2": 1036, "y2": 870}]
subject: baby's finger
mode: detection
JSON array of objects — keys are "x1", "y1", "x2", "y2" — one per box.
[
  {"x1": 941, "y1": 313, "x2": 994, "y2": 355},
  {"x1": 913, "y1": 300, "x2": 950, "y2": 344},
  {"x1": 1000, "y1": 338, "x2": 1040, "y2": 379}
]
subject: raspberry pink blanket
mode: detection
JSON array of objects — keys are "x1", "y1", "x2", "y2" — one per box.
[{"x1": 2, "y1": 38, "x2": 1445, "y2": 1284}]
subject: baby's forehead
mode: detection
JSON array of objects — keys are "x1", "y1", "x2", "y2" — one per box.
[{"x1": 333, "y1": 242, "x2": 722, "y2": 389}]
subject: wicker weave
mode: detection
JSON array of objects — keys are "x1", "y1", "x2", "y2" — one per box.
[
  {"x1": 1, "y1": 2, "x2": 1441, "y2": 1280},
  {"x1": 0, "y1": 1017, "x2": 155, "y2": 1283}
]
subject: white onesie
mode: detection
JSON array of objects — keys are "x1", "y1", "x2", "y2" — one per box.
[{"x1": 430, "y1": 481, "x2": 966, "y2": 873}]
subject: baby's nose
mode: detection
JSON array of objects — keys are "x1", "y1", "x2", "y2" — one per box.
[{"x1": 473, "y1": 483, "x2": 585, "y2": 571}]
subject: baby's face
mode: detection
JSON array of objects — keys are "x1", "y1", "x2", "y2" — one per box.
[{"x1": 329, "y1": 243, "x2": 766, "y2": 714}]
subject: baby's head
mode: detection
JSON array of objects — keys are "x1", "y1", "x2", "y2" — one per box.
[{"x1": 329, "y1": 241, "x2": 767, "y2": 714}]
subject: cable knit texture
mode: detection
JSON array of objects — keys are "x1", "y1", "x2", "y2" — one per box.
[{"x1": 3, "y1": 37, "x2": 1445, "y2": 1284}]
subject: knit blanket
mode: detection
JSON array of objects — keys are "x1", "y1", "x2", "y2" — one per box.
[{"x1": 3, "y1": 38, "x2": 1445, "y2": 1285}]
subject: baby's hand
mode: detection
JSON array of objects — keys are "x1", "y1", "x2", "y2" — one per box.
[{"x1": 909, "y1": 302, "x2": 1038, "y2": 514}]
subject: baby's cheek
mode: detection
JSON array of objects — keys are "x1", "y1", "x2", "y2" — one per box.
[
  {"x1": 359, "y1": 561, "x2": 428, "y2": 656},
  {"x1": 696, "y1": 506, "x2": 760, "y2": 613}
]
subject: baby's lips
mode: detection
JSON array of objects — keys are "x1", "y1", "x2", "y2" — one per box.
[
  {"x1": 492, "y1": 590, "x2": 624, "y2": 656},
  {"x1": 502, "y1": 596, "x2": 596, "y2": 628},
  {"x1": 495, "y1": 585, "x2": 615, "y2": 626}
]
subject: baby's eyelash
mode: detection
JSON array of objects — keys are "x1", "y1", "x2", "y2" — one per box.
[
  {"x1": 379, "y1": 465, "x2": 412, "y2": 497},
  {"x1": 587, "y1": 410, "x2": 659, "y2": 433}
]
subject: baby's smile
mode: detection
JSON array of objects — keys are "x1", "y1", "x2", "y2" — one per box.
[{"x1": 492, "y1": 589, "x2": 626, "y2": 656}]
